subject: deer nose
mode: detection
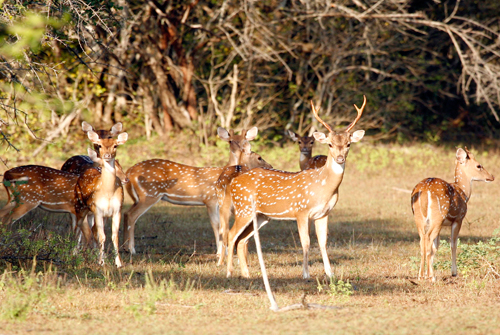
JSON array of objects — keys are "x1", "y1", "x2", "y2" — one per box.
[
  {"x1": 336, "y1": 155, "x2": 345, "y2": 164},
  {"x1": 103, "y1": 153, "x2": 112, "y2": 160}
]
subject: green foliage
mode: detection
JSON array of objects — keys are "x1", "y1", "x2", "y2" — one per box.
[
  {"x1": 0, "y1": 225, "x2": 91, "y2": 268},
  {"x1": 434, "y1": 230, "x2": 500, "y2": 279},
  {"x1": 317, "y1": 275, "x2": 354, "y2": 303}
]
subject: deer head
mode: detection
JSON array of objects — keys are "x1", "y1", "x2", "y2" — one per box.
[{"x1": 311, "y1": 96, "x2": 366, "y2": 165}]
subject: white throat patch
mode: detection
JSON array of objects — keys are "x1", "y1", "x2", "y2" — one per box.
[{"x1": 331, "y1": 161, "x2": 345, "y2": 174}]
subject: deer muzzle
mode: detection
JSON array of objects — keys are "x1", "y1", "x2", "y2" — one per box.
[{"x1": 336, "y1": 156, "x2": 345, "y2": 164}]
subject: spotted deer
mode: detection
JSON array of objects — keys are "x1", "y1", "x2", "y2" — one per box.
[
  {"x1": 287, "y1": 130, "x2": 326, "y2": 170},
  {"x1": 215, "y1": 141, "x2": 273, "y2": 266},
  {"x1": 123, "y1": 127, "x2": 260, "y2": 256},
  {"x1": 411, "y1": 147, "x2": 494, "y2": 281},
  {"x1": 0, "y1": 148, "x2": 127, "y2": 232},
  {"x1": 75, "y1": 130, "x2": 128, "y2": 267},
  {"x1": 226, "y1": 97, "x2": 366, "y2": 279}
]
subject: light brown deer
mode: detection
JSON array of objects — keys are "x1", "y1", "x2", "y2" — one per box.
[
  {"x1": 75, "y1": 130, "x2": 128, "y2": 267},
  {"x1": 123, "y1": 127, "x2": 259, "y2": 256},
  {"x1": 287, "y1": 130, "x2": 326, "y2": 170},
  {"x1": 215, "y1": 141, "x2": 273, "y2": 266},
  {"x1": 411, "y1": 147, "x2": 494, "y2": 281},
  {"x1": 226, "y1": 97, "x2": 366, "y2": 279}
]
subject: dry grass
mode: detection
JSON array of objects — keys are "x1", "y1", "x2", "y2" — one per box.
[{"x1": 1, "y1": 141, "x2": 500, "y2": 334}]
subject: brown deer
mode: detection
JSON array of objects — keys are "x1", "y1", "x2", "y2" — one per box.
[
  {"x1": 411, "y1": 147, "x2": 494, "y2": 281},
  {"x1": 75, "y1": 130, "x2": 128, "y2": 267},
  {"x1": 287, "y1": 130, "x2": 326, "y2": 170},
  {"x1": 123, "y1": 127, "x2": 259, "y2": 256},
  {"x1": 215, "y1": 141, "x2": 273, "y2": 266},
  {"x1": 226, "y1": 97, "x2": 366, "y2": 279},
  {"x1": 0, "y1": 148, "x2": 127, "y2": 231}
]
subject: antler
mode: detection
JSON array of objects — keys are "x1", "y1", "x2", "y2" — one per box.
[
  {"x1": 345, "y1": 95, "x2": 367, "y2": 133},
  {"x1": 310, "y1": 101, "x2": 333, "y2": 133}
]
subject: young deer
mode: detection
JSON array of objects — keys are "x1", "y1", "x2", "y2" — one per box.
[
  {"x1": 287, "y1": 130, "x2": 326, "y2": 170},
  {"x1": 215, "y1": 141, "x2": 273, "y2": 266},
  {"x1": 226, "y1": 97, "x2": 366, "y2": 279},
  {"x1": 123, "y1": 127, "x2": 259, "y2": 256},
  {"x1": 75, "y1": 130, "x2": 128, "y2": 267},
  {"x1": 411, "y1": 147, "x2": 494, "y2": 281}
]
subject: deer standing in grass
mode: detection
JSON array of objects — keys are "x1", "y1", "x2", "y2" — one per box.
[
  {"x1": 123, "y1": 127, "x2": 262, "y2": 256},
  {"x1": 75, "y1": 130, "x2": 128, "y2": 267},
  {"x1": 411, "y1": 147, "x2": 494, "y2": 281},
  {"x1": 215, "y1": 141, "x2": 273, "y2": 266},
  {"x1": 287, "y1": 130, "x2": 326, "y2": 170},
  {"x1": 226, "y1": 97, "x2": 366, "y2": 279},
  {"x1": 0, "y1": 122, "x2": 127, "y2": 232}
]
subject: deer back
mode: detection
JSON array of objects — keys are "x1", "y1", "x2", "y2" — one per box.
[{"x1": 3, "y1": 165, "x2": 79, "y2": 207}]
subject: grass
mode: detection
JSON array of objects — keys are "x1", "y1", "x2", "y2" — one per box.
[{"x1": 0, "y1": 138, "x2": 500, "y2": 334}]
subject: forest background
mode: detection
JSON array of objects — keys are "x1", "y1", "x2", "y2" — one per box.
[{"x1": 1, "y1": 0, "x2": 500, "y2": 167}]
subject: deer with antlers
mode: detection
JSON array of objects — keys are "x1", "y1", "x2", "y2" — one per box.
[
  {"x1": 123, "y1": 127, "x2": 265, "y2": 256},
  {"x1": 411, "y1": 147, "x2": 494, "y2": 281},
  {"x1": 215, "y1": 141, "x2": 273, "y2": 266},
  {"x1": 225, "y1": 96, "x2": 367, "y2": 279},
  {"x1": 74, "y1": 129, "x2": 129, "y2": 267},
  {"x1": 287, "y1": 130, "x2": 326, "y2": 170}
]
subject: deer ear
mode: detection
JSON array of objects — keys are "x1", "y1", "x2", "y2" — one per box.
[
  {"x1": 82, "y1": 121, "x2": 93, "y2": 133},
  {"x1": 456, "y1": 148, "x2": 468, "y2": 164},
  {"x1": 217, "y1": 127, "x2": 230, "y2": 141},
  {"x1": 245, "y1": 127, "x2": 258, "y2": 141},
  {"x1": 87, "y1": 148, "x2": 99, "y2": 162},
  {"x1": 87, "y1": 130, "x2": 100, "y2": 143},
  {"x1": 351, "y1": 130, "x2": 365, "y2": 143},
  {"x1": 313, "y1": 131, "x2": 328, "y2": 144},
  {"x1": 110, "y1": 122, "x2": 123, "y2": 136},
  {"x1": 116, "y1": 132, "x2": 128, "y2": 145},
  {"x1": 241, "y1": 141, "x2": 252, "y2": 154},
  {"x1": 287, "y1": 130, "x2": 298, "y2": 141}
]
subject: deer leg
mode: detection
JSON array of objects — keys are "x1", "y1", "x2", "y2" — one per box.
[
  {"x1": 314, "y1": 216, "x2": 332, "y2": 278},
  {"x1": 205, "y1": 201, "x2": 221, "y2": 257},
  {"x1": 235, "y1": 215, "x2": 270, "y2": 278},
  {"x1": 94, "y1": 212, "x2": 106, "y2": 266},
  {"x1": 297, "y1": 216, "x2": 311, "y2": 279},
  {"x1": 426, "y1": 227, "x2": 441, "y2": 282},
  {"x1": 123, "y1": 196, "x2": 161, "y2": 255},
  {"x1": 414, "y1": 216, "x2": 427, "y2": 280},
  {"x1": 0, "y1": 202, "x2": 38, "y2": 225},
  {"x1": 112, "y1": 211, "x2": 123, "y2": 268},
  {"x1": 450, "y1": 221, "x2": 462, "y2": 277},
  {"x1": 76, "y1": 211, "x2": 94, "y2": 248},
  {"x1": 217, "y1": 196, "x2": 232, "y2": 266},
  {"x1": 227, "y1": 215, "x2": 252, "y2": 278}
]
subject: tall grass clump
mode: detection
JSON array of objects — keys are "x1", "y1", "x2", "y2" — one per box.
[{"x1": 0, "y1": 262, "x2": 62, "y2": 320}]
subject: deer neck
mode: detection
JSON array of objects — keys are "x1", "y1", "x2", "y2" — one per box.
[
  {"x1": 310, "y1": 153, "x2": 345, "y2": 194},
  {"x1": 99, "y1": 159, "x2": 118, "y2": 196},
  {"x1": 227, "y1": 150, "x2": 242, "y2": 167},
  {"x1": 453, "y1": 163, "x2": 472, "y2": 202},
  {"x1": 299, "y1": 151, "x2": 312, "y2": 171}
]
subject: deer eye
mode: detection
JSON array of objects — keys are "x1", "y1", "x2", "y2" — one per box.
[
  {"x1": 347, "y1": 143, "x2": 351, "y2": 148},
  {"x1": 114, "y1": 145, "x2": 118, "y2": 149},
  {"x1": 477, "y1": 164, "x2": 482, "y2": 169}
]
